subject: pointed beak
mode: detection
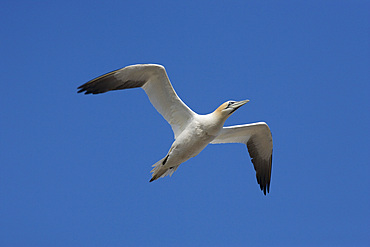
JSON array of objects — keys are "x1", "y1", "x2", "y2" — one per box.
[
  {"x1": 232, "y1": 99, "x2": 249, "y2": 109},
  {"x1": 227, "y1": 99, "x2": 249, "y2": 115}
]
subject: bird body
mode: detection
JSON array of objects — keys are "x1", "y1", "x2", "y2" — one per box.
[{"x1": 78, "y1": 64, "x2": 273, "y2": 194}]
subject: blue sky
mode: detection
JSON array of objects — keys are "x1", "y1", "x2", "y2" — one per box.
[{"x1": 1, "y1": 1, "x2": 369, "y2": 246}]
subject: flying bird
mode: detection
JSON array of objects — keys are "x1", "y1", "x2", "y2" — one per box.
[{"x1": 77, "y1": 64, "x2": 273, "y2": 195}]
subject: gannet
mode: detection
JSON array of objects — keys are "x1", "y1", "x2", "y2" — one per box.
[{"x1": 78, "y1": 64, "x2": 273, "y2": 195}]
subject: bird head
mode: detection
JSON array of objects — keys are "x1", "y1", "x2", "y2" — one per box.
[{"x1": 215, "y1": 99, "x2": 250, "y2": 118}]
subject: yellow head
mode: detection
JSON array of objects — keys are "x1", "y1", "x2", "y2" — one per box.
[{"x1": 214, "y1": 99, "x2": 250, "y2": 118}]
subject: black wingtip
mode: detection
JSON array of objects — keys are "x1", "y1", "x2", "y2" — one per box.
[
  {"x1": 77, "y1": 84, "x2": 87, "y2": 94},
  {"x1": 149, "y1": 178, "x2": 155, "y2": 182},
  {"x1": 77, "y1": 86, "x2": 94, "y2": 95},
  {"x1": 261, "y1": 182, "x2": 271, "y2": 195}
]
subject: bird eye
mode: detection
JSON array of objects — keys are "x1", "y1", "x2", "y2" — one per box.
[{"x1": 227, "y1": 101, "x2": 235, "y2": 108}]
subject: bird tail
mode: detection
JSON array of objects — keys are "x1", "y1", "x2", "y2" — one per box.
[{"x1": 149, "y1": 156, "x2": 178, "y2": 182}]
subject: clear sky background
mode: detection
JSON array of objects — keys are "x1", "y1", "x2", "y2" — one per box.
[{"x1": 1, "y1": 1, "x2": 369, "y2": 246}]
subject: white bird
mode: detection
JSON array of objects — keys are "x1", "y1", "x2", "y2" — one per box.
[{"x1": 78, "y1": 64, "x2": 273, "y2": 195}]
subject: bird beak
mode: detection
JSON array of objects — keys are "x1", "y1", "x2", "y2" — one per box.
[
  {"x1": 227, "y1": 99, "x2": 249, "y2": 115},
  {"x1": 232, "y1": 99, "x2": 249, "y2": 109}
]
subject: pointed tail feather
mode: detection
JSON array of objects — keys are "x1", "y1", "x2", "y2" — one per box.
[{"x1": 149, "y1": 157, "x2": 178, "y2": 182}]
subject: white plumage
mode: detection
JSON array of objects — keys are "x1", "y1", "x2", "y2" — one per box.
[{"x1": 78, "y1": 64, "x2": 273, "y2": 195}]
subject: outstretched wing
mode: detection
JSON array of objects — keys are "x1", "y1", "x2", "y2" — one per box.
[
  {"x1": 211, "y1": 122, "x2": 273, "y2": 195},
  {"x1": 77, "y1": 64, "x2": 196, "y2": 138}
]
